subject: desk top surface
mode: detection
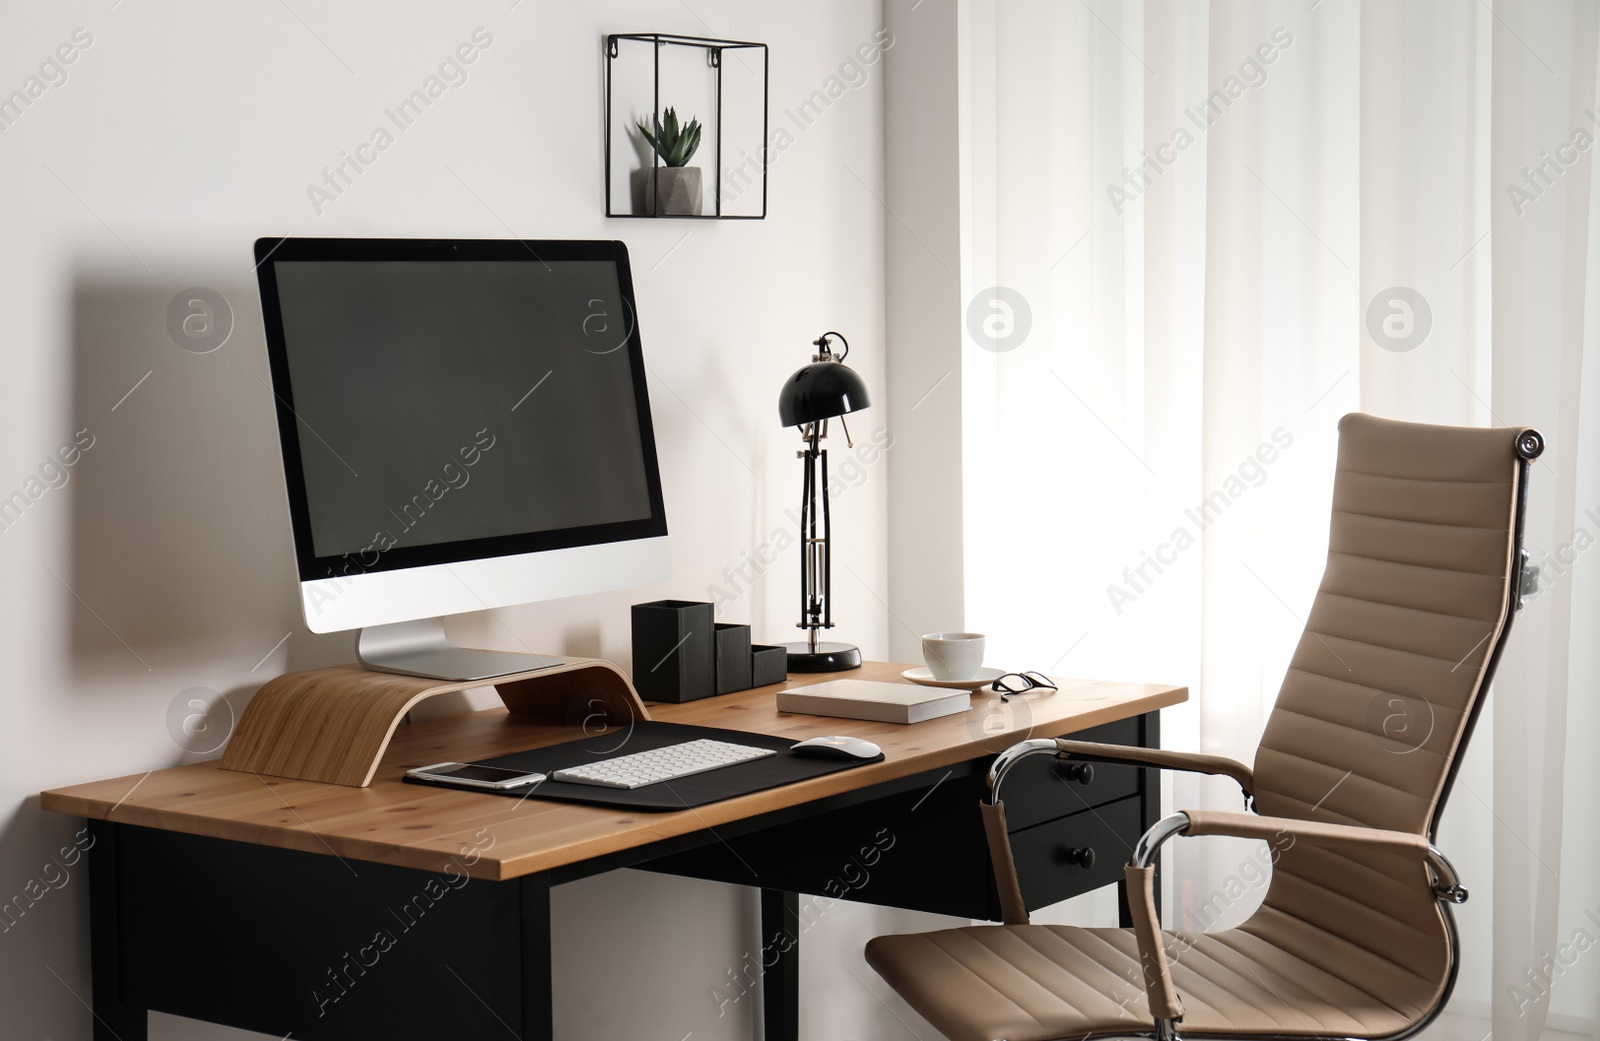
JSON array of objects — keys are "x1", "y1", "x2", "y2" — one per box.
[{"x1": 41, "y1": 662, "x2": 1186, "y2": 881}]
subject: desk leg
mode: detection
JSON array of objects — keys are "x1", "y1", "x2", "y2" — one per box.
[
  {"x1": 520, "y1": 873, "x2": 554, "y2": 1041},
  {"x1": 87, "y1": 821, "x2": 147, "y2": 1041},
  {"x1": 760, "y1": 888, "x2": 798, "y2": 1041}
]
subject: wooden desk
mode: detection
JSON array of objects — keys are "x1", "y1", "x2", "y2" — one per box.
[{"x1": 43, "y1": 662, "x2": 1185, "y2": 1041}]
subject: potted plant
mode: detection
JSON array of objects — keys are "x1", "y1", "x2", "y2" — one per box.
[{"x1": 632, "y1": 107, "x2": 704, "y2": 216}]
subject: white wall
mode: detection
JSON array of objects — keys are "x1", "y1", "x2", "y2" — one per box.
[{"x1": 0, "y1": 2, "x2": 902, "y2": 1038}]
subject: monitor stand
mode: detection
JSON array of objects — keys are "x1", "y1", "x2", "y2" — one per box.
[
  {"x1": 220, "y1": 657, "x2": 649, "y2": 786},
  {"x1": 356, "y1": 618, "x2": 564, "y2": 681}
]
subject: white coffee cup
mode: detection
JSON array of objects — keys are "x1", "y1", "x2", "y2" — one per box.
[{"x1": 922, "y1": 632, "x2": 986, "y2": 681}]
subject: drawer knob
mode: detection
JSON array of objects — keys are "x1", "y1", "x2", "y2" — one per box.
[
  {"x1": 1062, "y1": 846, "x2": 1096, "y2": 869},
  {"x1": 1057, "y1": 761, "x2": 1095, "y2": 785}
]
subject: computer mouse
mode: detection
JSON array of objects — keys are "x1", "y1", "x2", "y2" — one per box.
[{"x1": 790, "y1": 735, "x2": 883, "y2": 760}]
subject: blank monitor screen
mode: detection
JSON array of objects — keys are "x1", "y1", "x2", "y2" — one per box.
[{"x1": 256, "y1": 239, "x2": 667, "y2": 582}]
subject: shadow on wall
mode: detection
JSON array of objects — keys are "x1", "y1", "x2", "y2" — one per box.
[
  {"x1": 64, "y1": 264, "x2": 343, "y2": 683},
  {"x1": 0, "y1": 798, "x2": 97, "y2": 1040},
  {"x1": 0, "y1": 265, "x2": 374, "y2": 1041}
]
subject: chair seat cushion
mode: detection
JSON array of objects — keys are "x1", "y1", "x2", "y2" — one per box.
[{"x1": 864, "y1": 912, "x2": 1442, "y2": 1041}]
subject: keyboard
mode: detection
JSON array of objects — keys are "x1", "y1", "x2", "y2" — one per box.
[{"x1": 551, "y1": 738, "x2": 778, "y2": 790}]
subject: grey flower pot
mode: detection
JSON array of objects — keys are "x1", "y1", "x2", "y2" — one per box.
[{"x1": 631, "y1": 166, "x2": 704, "y2": 216}]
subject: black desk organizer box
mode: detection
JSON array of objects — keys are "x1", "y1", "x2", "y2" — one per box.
[
  {"x1": 632, "y1": 599, "x2": 787, "y2": 702},
  {"x1": 403, "y1": 720, "x2": 882, "y2": 811}
]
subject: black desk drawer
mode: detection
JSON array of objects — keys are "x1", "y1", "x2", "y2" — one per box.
[
  {"x1": 1008, "y1": 795, "x2": 1140, "y2": 913},
  {"x1": 1002, "y1": 716, "x2": 1142, "y2": 832},
  {"x1": 639, "y1": 710, "x2": 1161, "y2": 922}
]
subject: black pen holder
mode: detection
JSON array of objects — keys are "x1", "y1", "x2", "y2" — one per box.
[
  {"x1": 631, "y1": 600, "x2": 715, "y2": 703},
  {"x1": 714, "y1": 623, "x2": 753, "y2": 695}
]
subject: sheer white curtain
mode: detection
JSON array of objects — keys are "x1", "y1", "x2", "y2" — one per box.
[{"x1": 962, "y1": 1, "x2": 1600, "y2": 1036}]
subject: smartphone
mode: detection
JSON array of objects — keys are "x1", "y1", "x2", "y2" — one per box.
[{"x1": 406, "y1": 762, "x2": 547, "y2": 791}]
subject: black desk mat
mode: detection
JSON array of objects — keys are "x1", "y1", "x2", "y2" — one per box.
[{"x1": 402, "y1": 720, "x2": 883, "y2": 811}]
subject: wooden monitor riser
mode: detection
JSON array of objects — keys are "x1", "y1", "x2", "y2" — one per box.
[{"x1": 216, "y1": 657, "x2": 648, "y2": 788}]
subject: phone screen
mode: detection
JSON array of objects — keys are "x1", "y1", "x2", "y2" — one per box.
[{"x1": 426, "y1": 764, "x2": 534, "y2": 784}]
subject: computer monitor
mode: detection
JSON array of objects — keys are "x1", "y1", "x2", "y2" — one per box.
[{"x1": 254, "y1": 238, "x2": 670, "y2": 680}]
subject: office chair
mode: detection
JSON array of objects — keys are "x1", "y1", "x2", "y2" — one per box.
[{"x1": 866, "y1": 413, "x2": 1544, "y2": 1041}]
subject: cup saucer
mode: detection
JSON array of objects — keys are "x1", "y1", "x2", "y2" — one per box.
[{"x1": 901, "y1": 666, "x2": 1007, "y2": 691}]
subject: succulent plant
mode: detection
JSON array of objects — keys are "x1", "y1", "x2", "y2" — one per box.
[{"x1": 636, "y1": 107, "x2": 703, "y2": 168}]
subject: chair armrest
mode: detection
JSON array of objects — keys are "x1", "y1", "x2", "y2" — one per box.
[
  {"x1": 1121, "y1": 810, "x2": 1467, "y2": 1034},
  {"x1": 978, "y1": 738, "x2": 1255, "y2": 929},
  {"x1": 1125, "y1": 861, "x2": 1182, "y2": 1022},
  {"x1": 980, "y1": 801, "x2": 1028, "y2": 925},
  {"x1": 1055, "y1": 740, "x2": 1255, "y2": 800},
  {"x1": 1177, "y1": 809, "x2": 1465, "y2": 897},
  {"x1": 1183, "y1": 809, "x2": 1422, "y2": 853}
]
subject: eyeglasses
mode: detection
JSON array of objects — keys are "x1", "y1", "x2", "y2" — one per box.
[{"x1": 989, "y1": 671, "x2": 1058, "y2": 701}]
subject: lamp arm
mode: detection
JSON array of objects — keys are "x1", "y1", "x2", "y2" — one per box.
[
  {"x1": 821, "y1": 444, "x2": 832, "y2": 629},
  {"x1": 799, "y1": 430, "x2": 810, "y2": 636},
  {"x1": 798, "y1": 425, "x2": 828, "y2": 651}
]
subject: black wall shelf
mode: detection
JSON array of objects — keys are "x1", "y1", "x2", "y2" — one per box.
[{"x1": 604, "y1": 32, "x2": 769, "y2": 220}]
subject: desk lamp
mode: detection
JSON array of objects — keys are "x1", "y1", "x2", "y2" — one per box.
[{"x1": 776, "y1": 331, "x2": 870, "y2": 671}]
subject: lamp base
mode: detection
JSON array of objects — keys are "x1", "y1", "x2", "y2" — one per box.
[{"x1": 782, "y1": 641, "x2": 862, "y2": 673}]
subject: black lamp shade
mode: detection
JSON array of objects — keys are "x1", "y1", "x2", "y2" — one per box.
[{"x1": 777, "y1": 360, "x2": 871, "y2": 427}]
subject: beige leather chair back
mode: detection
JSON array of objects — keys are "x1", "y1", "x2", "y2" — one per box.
[{"x1": 1245, "y1": 413, "x2": 1533, "y2": 1016}]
